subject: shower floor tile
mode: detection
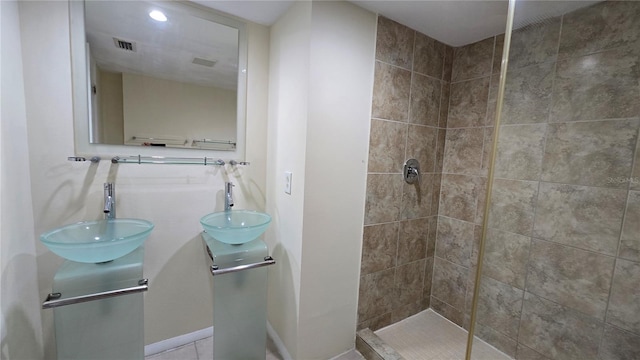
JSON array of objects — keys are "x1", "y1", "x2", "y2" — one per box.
[{"x1": 375, "y1": 310, "x2": 512, "y2": 360}]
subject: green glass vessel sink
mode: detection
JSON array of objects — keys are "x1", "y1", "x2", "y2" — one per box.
[
  {"x1": 200, "y1": 210, "x2": 271, "y2": 245},
  {"x1": 40, "y1": 219, "x2": 154, "y2": 263}
]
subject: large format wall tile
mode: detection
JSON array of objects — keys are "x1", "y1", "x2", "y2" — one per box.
[
  {"x1": 620, "y1": 191, "x2": 640, "y2": 262},
  {"x1": 406, "y1": 125, "x2": 437, "y2": 173},
  {"x1": 559, "y1": 1, "x2": 640, "y2": 59},
  {"x1": 485, "y1": 75, "x2": 499, "y2": 126},
  {"x1": 488, "y1": 179, "x2": 538, "y2": 236},
  {"x1": 533, "y1": 182, "x2": 627, "y2": 255},
  {"x1": 357, "y1": 312, "x2": 393, "y2": 331},
  {"x1": 410, "y1": 74, "x2": 441, "y2": 127},
  {"x1": 508, "y1": 16, "x2": 560, "y2": 70},
  {"x1": 551, "y1": 48, "x2": 640, "y2": 122},
  {"x1": 599, "y1": 325, "x2": 640, "y2": 360},
  {"x1": 541, "y1": 119, "x2": 639, "y2": 188},
  {"x1": 397, "y1": 218, "x2": 428, "y2": 265},
  {"x1": 357, "y1": 313, "x2": 392, "y2": 332},
  {"x1": 361, "y1": 223, "x2": 398, "y2": 275},
  {"x1": 452, "y1": 37, "x2": 494, "y2": 82},
  {"x1": 430, "y1": 296, "x2": 464, "y2": 327},
  {"x1": 501, "y1": 62, "x2": 554, "y2": 125},
  {"x1": 431, "y1": 175, "x2": 442, "y2": 216},
  {"x1": 516, "y1": 344, "x2": 551, "y2": 360},
  {"x1": 480, "y1": 127, "x2": 494, "y2": 177},
  {"x1": 358, "y1": 268, "x2": 396, "y2": 321},
  {"x1": 443, "y1": 128, "x2": 484, "y2": 175},
  {"x1": 495, "y1": 124, "x2": 546, "y2": 181},
  {"x1": 395, "y1": 259, "x2": 426, "y2": 307},
  {"x1": 632, "y1": 138, "x2": 640, "y2": 191},
  {"x1": 372, "y1": 61, "x2": 411, "y2": 121},
  {"x1": 392, "y1": 301, "x2": 423, "y2": 324},
  {"x1": 360, "y1": 19, "x2": 450, "y2": 329},
  {"x1": 414, "y1": 32, "x2": 445, "y2": 79},
  {"x1": 473, "y1": 323, "x2": 517, "y2": 358},
  {"x1": 439, "y1": 83, "x2": 450, "y2": 128},
  {"x1": 435, "y1": 128, "x2": 447, "y2": 172},
  {"x1": 432, "y1": 257, "x2": 468, "y2": 310},
  {"x1": 526, "y1": 239, "x2": 615, "y2": 319},
  {"x1": 375, "y1": 16, "x2": 414, "y2": 69},
  {"x1": 474, "y1": 177, "x2": 488, "y2": 224},
  {"x1": 476, "y1": 276, "x2": 523, "y2": 338},
  {"x1": 364, "y1": 174, "x2": 403, "y2": 225},
  {"x1": 367, "y1": 119, "x2": 407, "y2": 173},
  {"x1": 439, "y1": 174, "x2": 481, "y2": 223},
  {"x1": 492, "y1": 34, "x2": 504, "y2": 75},
  {"x1": 519, "y1": 292, "x2": 603, "y2": 360},
  {"x1": 427, "y1": 217, "x2": 437, "y2": 257},
  {"x1": 400, "y1": 173, "x2": 433, "y2": 220},
  {"x1": 607, "y1": 259, "x2": 640, "y2": 334},
  {"x1": 448, "y1": 77, "x2": 490, "y2": 128},
  {"x1": 483, "y1": 228, "x2": 530, "y2": 289},
  {"x1": 435, "y1": 216, "x2": 474, "y2": 268},
  {"x1": 443, "y1": 46, "x2": 453, "y2": 82},
  {"x1": 423, "y1": 256, "x2": 434, "y2": 300}
]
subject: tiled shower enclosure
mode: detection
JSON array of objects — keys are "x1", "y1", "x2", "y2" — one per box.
[{"x1": 358, "y1": 1, "x2": 640, "y2": 359}]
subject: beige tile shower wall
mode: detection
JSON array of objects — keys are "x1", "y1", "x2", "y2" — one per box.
[
  {"x1": 357, "y1": 16, "x2": 453, "y2": 331},
  {"x1": 431, "y1": 30, "x2": 501, "y2": 329},
  {"x1": 435, "y1": 2, "x2": 640, "y2": 359}
]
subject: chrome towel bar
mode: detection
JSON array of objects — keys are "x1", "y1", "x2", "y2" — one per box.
[
  {"x1": 210, "y1": 256, "x2": 275, "y2": 277},
  {"x1": 111, "y1": 155, "x2": 250, "y2": 166},
  {"x1": 42, "y1": 279, "x2": 148, "y2": 309}
]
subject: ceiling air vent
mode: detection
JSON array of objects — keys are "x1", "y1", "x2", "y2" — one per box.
[
  {"x1": 192, "y1": 57, "x2": 217, "y2": 67},
  {"x1": 113, "y1": 38, "x2": 136, "y2": 52}
]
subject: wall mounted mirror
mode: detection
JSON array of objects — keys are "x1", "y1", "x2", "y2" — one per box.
[{"x1": 69, "y1": 0, "x2": 247, "y2": 159}]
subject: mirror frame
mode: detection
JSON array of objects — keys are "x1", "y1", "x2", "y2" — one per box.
[{"x1": 69, "y1": 0, "x2": 248, "y2": 159}]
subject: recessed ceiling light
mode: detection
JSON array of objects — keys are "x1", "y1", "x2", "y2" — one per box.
[{"x1": 149, "y1": 10, "x2": 167, "y2": 22}]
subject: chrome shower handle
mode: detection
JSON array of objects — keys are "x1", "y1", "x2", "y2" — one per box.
[{"x1": 403, "y1": 159, "x2": 420, "y2": 184}]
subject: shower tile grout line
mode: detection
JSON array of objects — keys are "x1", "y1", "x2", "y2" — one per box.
[{"x1": 511, "y1": 12, "x2": 564, "y2": 350}]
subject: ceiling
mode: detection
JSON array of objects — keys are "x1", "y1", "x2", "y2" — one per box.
[
  {"x1": 193, "y1": 0, "x2": 600, "y2": 47},
  {"x1": 86, "y1": 1, "x2": 240, "y2": 89},
  {"x1": 86, "y1": 1, "x2": 600, "y2": 91}
]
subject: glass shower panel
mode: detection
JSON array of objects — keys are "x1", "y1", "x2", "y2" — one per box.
[{"x1": 470, "y1": 1, "x2": 640, "y2": 359}]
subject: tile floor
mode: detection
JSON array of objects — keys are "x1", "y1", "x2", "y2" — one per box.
[{"x1": 145, "y1": 334, "x2": 365, "y2": 360}]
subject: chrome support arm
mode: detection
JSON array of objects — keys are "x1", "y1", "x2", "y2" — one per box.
[
  {"x1": 42, "y1": 279, "x2": 148, "y2": 309},
  {"x1": 211, "y1": 256, "x2": 275, "y2": 277}
]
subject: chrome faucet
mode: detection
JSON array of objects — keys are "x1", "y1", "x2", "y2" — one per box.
[
  {"x1": 104, "y1": 183, "x2": 115, "y2": 219},
  {"x1": 224, "y1": 182, "x2": 234, "y2": 211}
]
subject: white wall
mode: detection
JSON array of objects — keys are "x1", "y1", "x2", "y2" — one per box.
[
  {"x1": 122, "y1": 73, "x2": 237, "y2": 145},
  {"x1": 298, "y1": 2, "x2": 375, "y2": 358},
  {"x1": 0, "y1": 1, "x2": 44, "y2": 358},
  {"x1": 266, "y1": 2, "x2": 312, "y2": 357},
  {"x1": 98, "y1": 70, "x2": 124, "y2": 145},
  {"x1": 9, "y1": 0, "x2": 374, "y2": 357},
  {"x1": 16, "y1": 1, "x2": 269, "y2": 356},
  {"x1": 266, "y1": 1, "x2": 376, "y2": 358}
]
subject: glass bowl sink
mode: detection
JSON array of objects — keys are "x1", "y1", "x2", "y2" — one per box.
[
  {"x1": 200, "y1": 210, "x2": 271, "y2": 245},
  {"x1": 40, "y1": 218, "x2": 154, "y2": 263}
]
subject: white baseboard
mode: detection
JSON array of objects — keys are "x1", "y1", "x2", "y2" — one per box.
[
  {"x1": 144, "y1": 322, "x2": 291, "y2": 358},
  {"x1": 144, "y1": 326, "x2": 213, "y2": 356}
]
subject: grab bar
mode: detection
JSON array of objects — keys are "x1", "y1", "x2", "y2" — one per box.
[
  {"x1": 42, "y1": 279, "x2": 149, "y2": 309},
  {"x1": 211, "y1": 256, "x2": 276, "y2": 277}
]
